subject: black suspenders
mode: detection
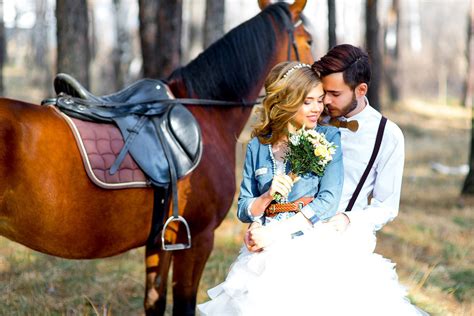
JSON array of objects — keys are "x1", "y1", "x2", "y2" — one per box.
[{"x1": 345, "y1": 116, "x2": 387, "y2": 212}]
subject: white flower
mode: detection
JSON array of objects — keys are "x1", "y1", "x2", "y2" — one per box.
[
  {"x1": 289, "y1": 134, "x2": 300, "y2": 146},
  {"x1": 306, "y1": 129, "x2": 319, "y2": 138}
]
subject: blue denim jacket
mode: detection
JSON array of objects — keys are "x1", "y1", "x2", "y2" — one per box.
[{"x1": 237, "y1": 125, "x2": 343, "y2": 225}]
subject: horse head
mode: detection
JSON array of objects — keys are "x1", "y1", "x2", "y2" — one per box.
[{"x1": 259, "y1": 0, "x2": 313, "y2": 65}]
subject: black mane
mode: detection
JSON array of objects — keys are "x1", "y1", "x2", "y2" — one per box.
[{"x1": 168, "y1": 3, "x2": 293, "y2": 102}]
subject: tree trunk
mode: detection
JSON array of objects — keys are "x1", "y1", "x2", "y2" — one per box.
[
  {"x1": 462, "y1": 0, "x2": 474, "y2": 108},
  {"x1": 32, "y1": 0, "x2": 51, "y2": 94},
  {"x1": 0, "y1": 0, "x2": 5, "y2": 95},
  {"x1": 462, "y1": 0, "x2": 474, "y2": 195},
  {"x1": 156, "y1": 0, "x2": 182, "y2": 79},
  {"x1": 112, "y1": 0, "x2": 129, "y2": 90},
  {"x1": 365, "y1": 0, "x2": 382, "y2": 111},
  {"x1": 204, "y1": 0, "x2": 225, "y2": 49},
  {"x1": 138, "y1": 0, "x2": 159, "y2": 78},
  {"x1": 327, "y1": 0, "x2": 336, "y2": 49},
  {"x1": 383, "y1": 0, "x2": 400, "y2": 105},
  {"x1": 56, "y1": 0, "x2": 90, "y2": 88},
  {"x1": 139, "y1": 0, "x2": 182, "y2": 79}
]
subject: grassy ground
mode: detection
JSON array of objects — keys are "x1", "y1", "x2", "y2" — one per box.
[{"x1": 0, "y1": 99, "x2": 473, "y2": 315}]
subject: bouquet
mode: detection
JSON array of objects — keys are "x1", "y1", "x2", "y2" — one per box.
[{"x1": 273, "y1": 127, "x2": 337, "y2": 202}]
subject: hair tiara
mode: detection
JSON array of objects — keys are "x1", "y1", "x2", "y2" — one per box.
[{"x1": 282, "y1": 63, "x2": 311, "y2": 79}]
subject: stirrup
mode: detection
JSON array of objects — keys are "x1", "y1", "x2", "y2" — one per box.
[{"x1": 161, "y1": 215, "x2": 192, "y2": 251}]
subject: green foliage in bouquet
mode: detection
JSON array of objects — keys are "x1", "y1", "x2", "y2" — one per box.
[
  {"x1": 271, "y1": 128, "x2": 336, "y2": 202},
  {"x1": 285, "y1": 128, "x2": 336, "y2": 177}
]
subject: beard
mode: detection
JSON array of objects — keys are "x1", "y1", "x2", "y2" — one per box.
[
  {"x1": 341, "y1": 92, "x2": 358, "y2": 117},
  {"x1": 325, "y1": 91, "x2": 358, "y2": 118}
]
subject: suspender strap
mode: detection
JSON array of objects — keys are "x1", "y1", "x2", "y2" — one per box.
[{"x1": 345, "y1": 116, "x2": 387, "y2": 212}]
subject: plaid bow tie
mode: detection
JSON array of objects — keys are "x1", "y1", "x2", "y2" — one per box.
[{"x1": 329, "y1": 118, "x2": 359, "y2": 132}]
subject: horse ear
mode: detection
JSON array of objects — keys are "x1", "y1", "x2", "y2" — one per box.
[
  {"x1": 258, "y1": 0, "x2": 272, "y2": 10},
  {"x1": 289, "y1": 0, "x2": 307, "y2": 19}
]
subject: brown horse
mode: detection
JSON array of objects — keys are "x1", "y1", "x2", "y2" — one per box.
[{"x1": 0, "y1": 0, "x2": 313, "y2": 314}]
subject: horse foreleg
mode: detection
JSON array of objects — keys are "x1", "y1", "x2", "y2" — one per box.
[
  {"x1": 171, "y1": 229, "x2": 214, "y2": 316},
  {"x1": 144, "y1": 247, "x2": 173, "y2": 316}
]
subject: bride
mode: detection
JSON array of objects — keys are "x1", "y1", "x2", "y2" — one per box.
[{"x1": 198, "y1": 61, "x2": 427, "y2": 316}]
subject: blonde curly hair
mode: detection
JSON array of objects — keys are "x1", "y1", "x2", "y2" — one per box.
[{"x1": 252, "y1": 61, "x2": 321, "y2": 144}]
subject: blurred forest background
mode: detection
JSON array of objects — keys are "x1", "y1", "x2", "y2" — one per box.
[{"x1": 0, "y1": 0, "x2": 473, "y2": 315}]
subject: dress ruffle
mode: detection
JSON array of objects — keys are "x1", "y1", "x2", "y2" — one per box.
[{"x1": 199, "y1": 221, "x2": 427, "y2": 316}]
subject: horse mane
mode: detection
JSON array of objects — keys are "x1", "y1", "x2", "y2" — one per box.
[{"x1": 168, "y1": 3, "x2": 293, "y2": 102}]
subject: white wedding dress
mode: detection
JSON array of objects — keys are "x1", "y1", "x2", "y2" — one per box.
[{"x1": 198, "y1": 219, "x2": 428, "y2": 316}]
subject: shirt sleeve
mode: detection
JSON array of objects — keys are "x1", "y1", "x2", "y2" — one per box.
[
  {"x1": 237, "y1": 141, "x2": 262, "y2": 223},
  {"x1": 300, "y1": 128, "x2": 344, "y2": 224},
  {"x1": 344, "y1": 124, "x2": 405, "y2": 231}
]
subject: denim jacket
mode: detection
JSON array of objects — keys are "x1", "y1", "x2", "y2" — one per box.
[{"x1": 237, "y1": 125, "x2": 343, "y2": 225}]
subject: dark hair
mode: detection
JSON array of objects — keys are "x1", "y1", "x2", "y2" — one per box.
[
  {"x1": 168, "y1": 3, "x2": 293, "y2": 102},
  {"x1": 312, "y1": 44, "x2": 370, "y2": 89}
]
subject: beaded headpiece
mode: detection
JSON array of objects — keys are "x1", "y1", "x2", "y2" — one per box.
[{"x1": 282, "y1": 63, "x2": 311, "y2": 79}]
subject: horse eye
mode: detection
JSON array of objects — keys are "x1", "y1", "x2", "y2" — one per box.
[{"x1": 307, "y1": 39, "x2": 313, "y2": 46}]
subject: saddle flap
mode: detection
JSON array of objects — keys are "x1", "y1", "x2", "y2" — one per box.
[
  {"x1": 167, "y1": 105, "x2": 202, "y2": 164},
  {"x1": 113, "y1": 104, "x2": 202, "y2": 186}
]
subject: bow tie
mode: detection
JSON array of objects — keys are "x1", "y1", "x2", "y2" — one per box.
[{"x1": 329, "y1": 118, "x2": 359, "y2": 132}]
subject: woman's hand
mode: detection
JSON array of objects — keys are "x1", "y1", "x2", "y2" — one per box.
[{"x1": 269, "y1": 174, "x2": 295, "y2": 199}]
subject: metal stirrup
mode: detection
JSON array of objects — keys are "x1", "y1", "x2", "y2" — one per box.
[{"x1": 161, "y1": 215, "x2": 191, "y2": 251}]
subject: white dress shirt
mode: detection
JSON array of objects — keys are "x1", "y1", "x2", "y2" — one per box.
[{"x1": 338, "y1": 100, "x2": 405, "y2": 231}]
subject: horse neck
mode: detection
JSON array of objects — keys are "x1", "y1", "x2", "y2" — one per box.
[{"x1": 166, "y1": 77, "x2": 262, "y2": 140}]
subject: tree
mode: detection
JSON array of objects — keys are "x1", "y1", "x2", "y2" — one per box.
[
  {"x1": 32, "y1": 0, "x2": 51, "y2": 94},
  {"x1": 462, "y1": 0, "x2": 474, "y2": 108},
  {"x1": 204, "y1": 0, "x2": 225, "y2": 49},
  {"x1": 138, "y1": 0, "x2": 159, "y2": 78},
  {"x1": 138, "y1": 0, "x2": 182, "y2": 79},
  {"x1": 462, "y1": 0, "x2": 474, "y2": 195},
  {"x1": 156, "y1": 0, "x2": 182, "y2": 78},
  {"x1": 56, "y1": 0, "x2": 90, "y2": 88},
  {"x1": 112, "y1": 0, "x2": 130, "y2": 90},
  {"x1": 0, "y1": 0, "x2": 5, "y2": 95},
  {"x1": 384, "y1": 0, "x2": 401, "y2": 104},
  {"x1": 365, "y1": 0, "x2": 382, "y2": 111},
  {"x1": 328, "y1": 0, "x2": 336, "y2": 49}
]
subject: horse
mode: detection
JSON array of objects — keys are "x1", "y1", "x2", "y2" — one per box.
[{"x1": 0, "y1": 0, "x2": 313, "y2": 314}]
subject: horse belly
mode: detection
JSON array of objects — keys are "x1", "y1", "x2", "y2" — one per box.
[{"x1": 0, "y1": 101, "x2": 154, "y2": 258}]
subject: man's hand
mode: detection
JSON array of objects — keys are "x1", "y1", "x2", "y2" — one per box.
[
  {"x1": 247, "y1": 225, "x2": 276, "y2": 251},
  {"x1": 244, "y1": 221, "x2": 278, "y2": 252},
  {"x1": 244, "y1": 222, "x2": 263, "y2": 252},
  {"x1": 326, "y1": 213, "x2": 350, "y2": 232}
]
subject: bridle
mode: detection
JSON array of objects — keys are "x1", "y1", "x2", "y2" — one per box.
[{"x1": 287, "y1": 19, "x2": 303, "y2": 61}]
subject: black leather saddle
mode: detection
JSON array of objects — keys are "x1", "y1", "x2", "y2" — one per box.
[
  {"x1": 53, "y1": 73, "x2": 202, "y2": 186},
  {"x1": 51, "y1": 74, "x2": 203, "y2": 250}
]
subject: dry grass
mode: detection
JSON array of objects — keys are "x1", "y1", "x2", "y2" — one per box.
[{"x1": 0, "y1": 99, "x2": 473, "y2": 315}]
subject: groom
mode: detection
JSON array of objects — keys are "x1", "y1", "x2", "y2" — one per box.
[
  {"x1": 313, "y1": 43, "x2": 404, "y2": 232},
  {"x1": 246, "y1": 44, "x2": 405, "y2": 249}
]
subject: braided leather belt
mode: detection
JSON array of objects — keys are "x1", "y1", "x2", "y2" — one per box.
[{"x1": 265, "y1": 197, "x2": 314, "y2": 217}]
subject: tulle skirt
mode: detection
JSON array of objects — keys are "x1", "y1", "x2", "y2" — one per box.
[{"x1": 198, "y1": 221, "x2": 428, "y2": 316}]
